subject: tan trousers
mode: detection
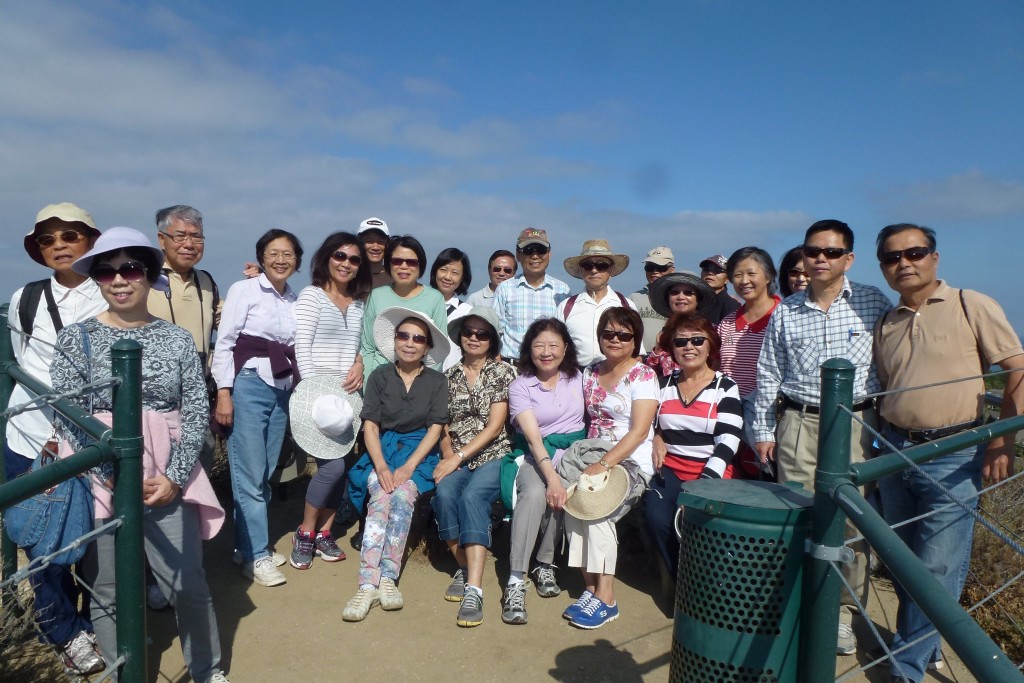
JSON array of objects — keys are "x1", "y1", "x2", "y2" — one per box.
[{"x1": 776, "y1": 406, "x2": 876, "y2": 624}]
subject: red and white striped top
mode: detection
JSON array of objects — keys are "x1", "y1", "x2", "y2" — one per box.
[{"x1": 716, "y1": 296, "x2": 780, "y2": 397}]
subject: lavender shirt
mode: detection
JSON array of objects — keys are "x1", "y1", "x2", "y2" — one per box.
[{"x1": 508, "y1": 371, "x2": 585, "y2": 462}]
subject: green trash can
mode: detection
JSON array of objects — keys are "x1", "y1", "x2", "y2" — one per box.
[{"x1": 669, "y1": 479, "x2": 813, "y2": 683}]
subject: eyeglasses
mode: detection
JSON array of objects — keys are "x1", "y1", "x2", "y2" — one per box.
[
  {"x1": 390, "y1": 257, "x2": 420, "y2": 268},
  {"x1": 395, "y1": 330, "x2": 428, "y2": 344},
  {"x1": 491, "y1": 266, "x2": 515, "y2": 275},
  {"x1": 880, "y1": 246, "x2": 933, "y2": 266},
  {"x1": 92, "y1": 261, "x2": 148, "y2": 284},
  {"x1": 159, "y1": 231, "x2": 206, "y2": 245},
  {"x1": 701, "y1": 264, "x2": 726, "y2": 275},
  {"x1": 36, "y1": 230, "x2": 86, "y2": 248},
  {"x1": 788, "y1": 269, "x2": 809, "y2": 278},
  {"x1": 802, "y1": 245, "x2": 851, "y2": 260},
  {"x1": 580, "y1": 260, "x2": 612, "y2": 272},
  {"x1": 668, "y1": 287, "x2": 698, "y2": 298},
  {"x1": 460, "y1": 327, "x2": 493, "y2": 341},
  {"x1": 331, "y1": 251, "x2": 362, "y2": 266},
  {"x1": 518, "y1": 244, "x2": 549, "y2": 256},
  {"x1": 672, "y1": 336, "x2": 708, "y2": 348},
  {"x1": 263, "y1": 251, "x2": 296, "y2": 262},
  {"x1": 600, "y1": 330, "x2": 634, "y2": 342},
  {"x1": 644, "y1": 263, "x2": 671, "y2": 273}
]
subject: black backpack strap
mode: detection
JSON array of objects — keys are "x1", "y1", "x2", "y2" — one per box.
[
  {"x1": 18, "y1": 279, "x2": 62, "y2": 337},
  {"x1": 199, "y1": 269, "x2": 220, "y2": 314},
  {"x1": 42, "y1": 281, "x2": 64, "y2": 333}
]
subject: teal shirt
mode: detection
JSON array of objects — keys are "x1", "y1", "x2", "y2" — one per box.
[{"x1": 360, "y1": 284, "x2": 448, "y2": 381}]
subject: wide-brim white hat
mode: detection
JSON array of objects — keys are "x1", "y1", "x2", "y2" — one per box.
[
  {"x1": 563, "y1": 239, "x2": 630, "y2": 279},
  {"x1": 373, "y1": 306, "x2": 451, "y2": 367},
  {"x1": 288, "y1": 375, "x2": 363, "y2": 460},
  {"x1": 564, "y1": 466, "x2": 630, "y2": 521},
  {"x1": 71, "y1": 226, "x2": 165, "y2": 277}
]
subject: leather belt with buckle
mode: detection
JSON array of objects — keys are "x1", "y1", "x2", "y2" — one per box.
[
  {"x1": 782, "y1": 395, "x2": 874, "y2": 416},
  {"x1": 889, "y1": 420, "x2": 980, "y2": 445}
]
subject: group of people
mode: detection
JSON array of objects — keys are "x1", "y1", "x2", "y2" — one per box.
[{"x1": 5, "y1": 203, "x2": 1022, "y2": 683}]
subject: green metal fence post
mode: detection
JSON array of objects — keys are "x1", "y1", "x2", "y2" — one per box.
[
  {"x1": 0, "y1": 305, "x2": 16, "y2": 587},
  {"x1": 800, "y1": 358, "x2": 855, "y2": 683},
  {"x1": 110, "y1": 339, "x2": 146, "y2": 683}
]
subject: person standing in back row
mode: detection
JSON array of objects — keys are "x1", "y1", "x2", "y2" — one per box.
[{"x1": 699, "y1": 254, "x2": 741, "y2": 324}]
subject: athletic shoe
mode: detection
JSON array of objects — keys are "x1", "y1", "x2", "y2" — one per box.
[
  {"x1": 342, "y1": 586, "x2": 379, "y2": 622},
  {"x1": 244, "y1": 556, "x2": 287, "y2": 587},
  {"x1": 836, "y1": 623, "x2": 856, "y2": 656},
  {"x1": 445, "y1": 568, "x2": 466, "y2": 602},
  {"x1": 501, "y1": 582, "x2": 528, "y2": 625},
  {"x1": 209, "y1": 672, "x2": 230, "y2": 683},
  {"x1": 456, "y1": 588, "x2": 484, "y2": 627},
  {"x1": 146, "y1": 583, "x2": 169, "y2": 610},
  {"x1": 290, "y1": 528, "x2": 315, "y2": 570},
  {"x1": 314, "y1": 531, "x2": 346, "y2": 562},
  {"x1": 233, "y1": 549, "x2": 286, "y2": 567},
  {"x1": 562, "y1": 590, "x2": 595, "y2": 621},
  {"x1": 928, "y1": 652, "x2": 945, "y2": 671},
  {"x1": 531, "y1": 564, "x2": 561, "y2": 597},
  {"x1": 379, "y1": 577, "x2": 404, "y2": 610},
  {"x1": 570, "y1": 597, "x2": 619, "y2": 630},
  {"x1": 62, "y1": 630, "x2": 104, "y2": 675}
]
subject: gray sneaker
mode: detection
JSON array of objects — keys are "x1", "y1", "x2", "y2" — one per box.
[
  {"x1": 445, "y1": 568, "x2": 466, "y2": 602},
  {"x1": 313, "y1": 531, "x2": 346, "y2": 562},
  {"x1": 501, "y1": 583, "x2": 528, "y2": 625},
  {"x1": 531, "y1": 564, "x2": 561, "y2": 597},
  {"x1": 456, "y1": 588, "x2": 484, "y2": 627},
  {"x1": 290, "y1": 528, "x2": 315, "y2": 570},
  {"x1": 61, "y1": 630, "x2": 104, "y2": 675}
]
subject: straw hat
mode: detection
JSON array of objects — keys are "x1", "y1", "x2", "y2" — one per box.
[
  {"x1": 288, "y1": 375, "x2": 363, "y2": 460},
  {"x1": 648, "y1": 271, "x2": 716, "y2": 318},
  {"x1": 563, "y1": 240, "x2": 630, "y2": 279},
  {"x1": 564, "y1": 466, "x2": 630, "y2": 521},
  {"x1": 373, "y1": 306, "x2": 451, "y2": 367}
]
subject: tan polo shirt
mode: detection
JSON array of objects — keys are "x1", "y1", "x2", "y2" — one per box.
[
  {"x1": 147, "y1": 264, "x2": 221, "y2": 362},
  {"x1": 873, "y1": 280, "x2": 1022, "y2": 430}
]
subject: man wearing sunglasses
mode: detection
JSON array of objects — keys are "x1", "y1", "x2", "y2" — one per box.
[
  {"x1": 558, "y1": 239, "x2": 638, "y2": 367},
  {"x1": 872, "y1": 223, "x2": 1023, "y2": 681},
  {"x1": 7, "y1": 203, "x2": 107, "y2": 675},
  {"x1": 753, "y1": 219, "x2": 892, "y2": 657},
  {"x1": 467, "y1": 249, "x2": 518, "y2": 308},
  {"x1": 629, "y1": 246, "x2": 675, "y2": 352},
  {"x1": 492, "y1": 228, "x2": 570, "y2": 361},
  {"x1": 699, "y1": 254, "x2": 741, "y2": 324}
]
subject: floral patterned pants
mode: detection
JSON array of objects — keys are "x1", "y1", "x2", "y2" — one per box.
[{"x1": 358, "y1": 471, "x2": 419, "y2": 586}]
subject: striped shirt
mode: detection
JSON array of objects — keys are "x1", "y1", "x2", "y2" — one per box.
[
  {"x1": 294, "y1": 286, "x2": 364, "y2": 379},
  {"x1": 657, "y1": 371, "x2": 743, "y2": 480},
  {"x1": 753, "y1": 278, "x2": 892, "y2": 442},
  {"x1": 492, "y1": 274, "x2": 571, "y2": 358},
  {"x1": 716, "y1": 296, "x2": 780, "y2": 397}
]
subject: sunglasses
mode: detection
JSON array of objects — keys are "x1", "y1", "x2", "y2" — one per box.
[
  {"x1": 701, "y1": 264, "x2": 726, "y2": 275},
  {"x1": 460, "y1": 327, "x2": 493, "y2": 341},
  {"x1": 518, "y1": 244, "x2": 549, "y2": 256},
  {"x1": 668, "y1": 287, "x2": 698, "y2": 298},
  {"x1": 92, "y1": 261, "x2": 148, "y2": 285},
  {"x1": 788, "y1": 269, "x2": 809, "y2": 278},
  {"x1": 600, "y1": 330, "x2": 634, "y2": 343},
  {"x1": 395, "y1": 330, "x2": 428, "y2": 344},
  {"x1": 644, "y1": 263, "x2": 671, "y2": 273},
  {"x1": 580, "y1": 260, "x2": 612, "y2": 272},
  {"x1": 331, "y1": 251, "x2": 362, "y2": 266},
  {"x1": 390, "y1": 257, "x2": 420, "y2": 268},
  {"x1": 802, "y1": 245, "x2": 851, "y2": 260},
  {"x1": 880, "y1": 246, "x2": 933, "y2": 266},
  {"x1": 491, "y1": 266, "x2": 515, "y2": 275},
  {"x1": 672, "y1": 335, "x2": 708, "y2": 348},
  {"x1": 36, "y1": 230, "x2": 87, "y2": 248}
]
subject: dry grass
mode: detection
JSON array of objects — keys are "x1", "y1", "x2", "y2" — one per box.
[{"x1": 0, "y1": 578, "x2": 65, "y2": 682}]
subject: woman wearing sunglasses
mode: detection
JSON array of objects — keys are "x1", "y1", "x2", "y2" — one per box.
[
  {"x1": 429, "y1": 247, "x2": 476, "y2": 370},
  {"x1": 643, "y1": 313, "x2": 743, "y2": 581},
  {"x1": 51, "y1": 227, "x2": 229, "y2": 682},
  {"x1": 561, "y1": 307, "x2": 658, "y2": 629},
  {"x1": 644, "y1": 271, "x2": 715, "y2": 379},
  {"x1": 343, "y1": 307, "x2": 450, "y2": 621},
  {"x1": 360, "y1": 235, "x2": 448, "y2": 380},
  {"x1": 778, "y1": 246, "x2": 809, "y2": 298},
  {"x1": 211, "y1": 228, "x2": 303, "y2": 588},
  {"x1": 285, "y1": 232, "x2": 372, "y2": 569},
  {"x1": 430, "y1": 307, "x2": 516, "y2": 627}
]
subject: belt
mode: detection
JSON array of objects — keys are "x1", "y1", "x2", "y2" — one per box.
[
  {"x1": 889, "y1": 420, "x2": 981, "y2": 445},
  {"x1": 782, "y1": 395, "x2": 874, "y2": 416}
]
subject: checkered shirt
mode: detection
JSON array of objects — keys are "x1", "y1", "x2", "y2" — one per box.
[{"x1": 492, "y1": 274, "x2": 571, "y2": 358}]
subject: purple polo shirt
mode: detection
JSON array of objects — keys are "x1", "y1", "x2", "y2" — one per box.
[{"x1": 508, "y1": 371, "x2": 585, "y2": 437}]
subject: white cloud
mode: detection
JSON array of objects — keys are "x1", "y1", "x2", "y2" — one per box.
[{"x1": 869, "y1": 169, "x2": 1024, "y2": 221}]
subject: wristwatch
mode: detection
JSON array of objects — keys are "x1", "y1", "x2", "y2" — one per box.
[{"x1": 599, "y1": 459, "x2": 611, "y2": 470}]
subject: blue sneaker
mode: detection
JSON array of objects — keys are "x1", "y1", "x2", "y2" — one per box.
[
  {"x1": 570, "y1": 597, "x2": 619, "y2": 629},
  {"x1": 562, "y1": 590, "x2": 595, "y2": 621}
]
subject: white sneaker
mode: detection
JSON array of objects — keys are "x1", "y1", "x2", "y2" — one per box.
[
  {"x1": 379, "y1": 577, "x2": 404, "y2": 611},
  {"x1": 244, "y1": 556, "x2": 287, "y2": 587},
  {"x1": 146, "y1": 584, "x2": 169, "y2": 610},
  {"x1": 343, "y1": 586, "x2": 380, "y2": 622},
  {"x1": 836, "y1": 622, "x2": 856, "y2": 656},
  {"x1": 208, "y1": 672, "x2": 230, "y2": 683},
  {"x1": 233, "y1": 549, "x2": 286, "y2": 567}
]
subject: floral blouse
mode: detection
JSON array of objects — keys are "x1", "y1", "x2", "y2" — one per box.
[
  {"x1": 582, "y1": 360, "x2": 658, "y2": 476},
  {"x1": 444, "y1": 358, "x2": 516, "y2": 469}
]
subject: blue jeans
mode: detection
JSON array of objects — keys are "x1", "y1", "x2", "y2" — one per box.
[
  {"x1": 644, "y1": 468, "x2": 686, "y2": 580},
  {"x1": 877, "y1": 430, "x2": 982, "y2": 682},
  {"x1": 431, "y1": 458, "x2": 502, "y2": 547},
  {"x1": 227, "y1": 369, "x2": 289, "y2": 562}
]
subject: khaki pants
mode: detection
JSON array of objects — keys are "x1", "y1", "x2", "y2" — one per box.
[{"x1": 777, "y1": 406, "x2": 876, "y2": 624}]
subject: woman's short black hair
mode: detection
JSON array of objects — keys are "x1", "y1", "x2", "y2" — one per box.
[
  {"x1": 517, "y1": 318, "x2": 579, "y2": 378},
  {"x1": 456, "y1": 314, "x2": 501, "y2": 360},
  {"x1": 398, "y1": 316, "x2": 433, "y2": 348},
  {"x1": 597, "y1": 307, "x2": 643, "y2": 358},
  {"x1": 92, "y1": 247, "x2": 162, "y2": 284},
  {"x1": 658, "y1": 313, "x2": 721, "y2": 369},
  {"x1": 429, "y1": 248, "x2": 472, "y2": 296},
  {"x1": 384, "y1": 235, "x2": 427, "y2": 279},
  {"x1": 256, "y1": 229, "x2": 304, "y2": 272},
  {"x1": 726, "y1": 246, "x2": 778, "y2": 296},
  {"x1": 309, "y1": 231, "x2": 372, "y2": 300},
  {"x1": 778, "y1": 246, "x2": 804, "y2": 297}
]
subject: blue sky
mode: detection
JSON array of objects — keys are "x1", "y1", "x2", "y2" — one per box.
[{"x1": 3, "y1": 1, "x2": 1023, "y2": 328}]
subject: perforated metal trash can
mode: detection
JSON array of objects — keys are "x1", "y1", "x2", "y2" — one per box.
[{"x1": 669, "y1": 479, "x2": 813, "y2": 683}]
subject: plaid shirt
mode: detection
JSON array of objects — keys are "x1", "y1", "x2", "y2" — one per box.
[
  {"x1": 753, "y1": 277, "x2": 892, "y2": 442},
  {"x1": 492, "y1": 274, "x2": 571, "y2": 358}
]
